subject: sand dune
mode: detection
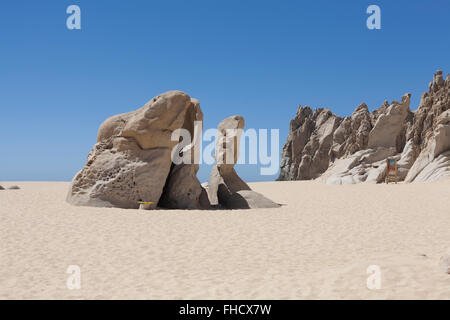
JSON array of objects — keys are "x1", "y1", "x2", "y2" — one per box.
[{"x1": 1, "y1": 180, "x2": 449, "y2": 299}]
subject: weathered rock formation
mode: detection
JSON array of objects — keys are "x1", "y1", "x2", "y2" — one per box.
[
  {"x1": 0, "y1": 185, "x2": 20, "y2": 190},
  {"x1": 68, "y1": 91, "x2": 210, "y2": 209},
  {"x1": 440, "y1": 250, "x2": 450, "y2": 274},
  {"x1": 206, "y1": 115, "x2": 280, "y2": 209},
  {"x1": 279, "y1": 71, "x2": 450, "y2": 184},
  {"x1": 68, "y1": 92, "x2": 278, "y2": 210},
  {"x1": 158, "y1": 98, "x2": 211, "y2": 209}
]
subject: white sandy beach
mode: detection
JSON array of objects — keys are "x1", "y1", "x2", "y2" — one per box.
[{"x1": 1, "y1": 180, "x2": 449, "y2": 299}]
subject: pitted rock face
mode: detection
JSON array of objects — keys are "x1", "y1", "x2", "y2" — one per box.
[
  {"x1": 67, "y1": 91, "x2": 208, "y2": 209},
  {"x1": 440, "y1": 249, "x2": 450, "y2": 274},
  {"x1": 207, "y1": 115, "x2": 280, "y2": 209},
  {"x1": 405, "y1": 71, "x2": 450, "y2": 182},
  {"x1": 279, "y1": 107, "x2": 342, "y2": 181},
  {"x1": 158, "y1": 98, "x2": 211, "y2": 210},
  {"x1": 279, "y1": 71, "x2": 450, "y2": 184},
  {"x1": 368, "y1": 93, "x2": 411, "y2": 149},
  {"x1": 97, "y1": 92, "x2": 190, "y2": 149},
  {"x1": 68, "y1": 93, "x2": 276, "y2": 210}
]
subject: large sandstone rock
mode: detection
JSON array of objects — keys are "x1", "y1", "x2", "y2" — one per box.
[
  {"x1": 279, "y1": 71, "x2": 450, "y2": 184},
  {"x1": 0, "y1": 185, "x2": 4, "y2": 190},
  {"x1": 158, "y1": 98, "x2": 211, "y2": 209},
  {"x1": 207, "y1": 115, "x2": 279, "y2": 209},
  {"x1": 224, "y1": 190, "x2": 281, "y2": 209},
  {"x1": 67, "y1": 91, "x2": 208, "y2": 209},
  {"x1": 318, "y1": 147, "x2": 397, "y2": 184}
]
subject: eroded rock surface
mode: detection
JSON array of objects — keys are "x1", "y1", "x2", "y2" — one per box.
[
  {"x1": 68, "y1": 91, "x2": 208, "y2": 209},
  {"x1": 158, "y1": 98, "x2": 211, "y2": 209},
  {"x1": 279, "y1": 71, "x2": 450, "y2": 184},
  {"x1": 224, "y1": 190, "x2": 281, "y2": 209},
  {"x1": 68, "y1": 92, "x2": 275, "y2": 210},
  {"x1": 440, "y1": 250, "x2": 450, "y2": 274},
  {"x1": 207, "y1": 116, "x2": 280, "y2": 209}
]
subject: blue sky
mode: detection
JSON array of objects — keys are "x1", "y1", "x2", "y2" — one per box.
[{"x1": 1, "y1": 0, "x2": 449, "y2": 182}]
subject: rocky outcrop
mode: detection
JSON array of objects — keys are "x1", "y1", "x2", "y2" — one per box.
[
  {"x1": 405, "y1": 99, "x2": 450, "y2": 182},
  {"x1": 223, "y1": 190, "x2": 281, "y2": 209},
  {"x1": 0, "y1": 185, "x2": 21, "y2": 190},
  {"x1": 368, "y1": 94, "x2": 411, "y2": 150},
  {"x1": 68, "y1": 92, "x2": 278, "y2": 210},
  {"x1": 279, "y1": 71, "x2": 450, "y2": 184},
  {"x1": 67, "y1": 91, "x2": 210, "y2": 209},
  {"x1": 207, "y1": 116, "x2": 280, "y2": 209},
  {"x1": 332, "y1": 102, "x2": 373, "y2": 159}
]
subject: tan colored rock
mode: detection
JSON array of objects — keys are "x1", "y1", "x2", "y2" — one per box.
[
  {"x1": 158, "y1": 98, "x2": 211, "y2": 209},
  {"x1": 318, "y1": 147, "x2": 397, "y2": 184},
  {"x1": 0, "y1": 185, "x2": 4, "y2": 190},
  {"x1": 282, "y1": 97, "x2": 411, "y2": 184},
  {"x1": 208, "y1": 115, "x2": 250, "y2": 206},
  {"x1": 412, "y1": 151, "x2": 450, "y2": 182},
  {"x1": 404, "y1": 71, "x2": 450, "y2": 182},
  {"x1": 279, "y1": 108, "x2": 341, "y2": 180},
  {"x1": 278, "y1": 106, "x2": 315, "y2": 180},
  {"x1": 159, "y1": 164, "x2": 211, "y2": 209},
  {"x1": 208, "y1": 115, "x2": 279, "y2": 209},
  {"x1": 332, "y1": 103, "x2": 373, "y2": 158},
  {"x1": 368, "y1": 93, "x2": 411, "y2": 149},
  {"x1": 405, "y1": 110, "x2": 450, "y2": 182},
  {"x1": 298, "y1": 110, "x2": 340, "y2": 179},
  {"x1": 396, "y1": 140, "x2": 417, "y2": 180},
  {"x1": 440, "y1": 250, "x2": 450, "y2": 274},
  {"x1": 280, "y1": 71, "x2": 450, "y2": 184},
  {"x1": 67, "y1": 91, "x2": 200, "y2": 209}
]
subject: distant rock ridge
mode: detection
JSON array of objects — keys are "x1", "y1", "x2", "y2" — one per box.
[{"x1": 278, "y1": 71, "x2": 450, "y2": 184}]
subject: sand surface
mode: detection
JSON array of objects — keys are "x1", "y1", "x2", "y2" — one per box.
[{"x1": 1, "y1": 180, "x2": 449, "y2": 299}]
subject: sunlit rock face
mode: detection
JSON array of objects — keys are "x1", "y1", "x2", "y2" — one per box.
[
  {"x1": 206, "y1": 115, "x2": 280, "y2": 209},
  {"x1": 67, "y1": 91, "x2": 209, "y2": 209},
  {"x1": 67, "y1": 92, "x2": 279, "y2": 210},
  {"x1": 279, "y1": 71, "x2": 450, "y2": 184}
]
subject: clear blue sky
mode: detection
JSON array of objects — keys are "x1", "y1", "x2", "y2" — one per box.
[{"x1": 1, "y1": 0, "x2": 449, "y2": 182}]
